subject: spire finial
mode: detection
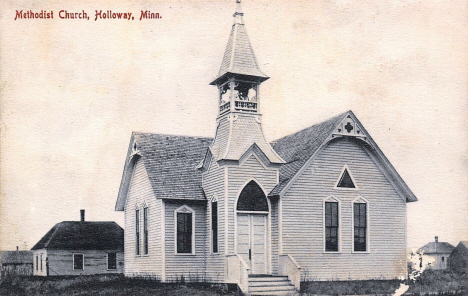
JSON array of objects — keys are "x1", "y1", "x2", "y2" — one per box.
[{"x1": 233, "y1": 0, "x2": 244, "y2": 24}]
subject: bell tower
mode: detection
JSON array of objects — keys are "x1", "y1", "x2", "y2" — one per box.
[
  {"x1": 202, "y1": 0, "x2": 284, "y2": 168},
  {"x1": 210, "y1": 0, "x2": 269, "y2": 117}
]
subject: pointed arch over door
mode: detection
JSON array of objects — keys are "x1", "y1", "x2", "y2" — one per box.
[{"x1": 237, "y1": 180, "x2": 268, "y2": 212}]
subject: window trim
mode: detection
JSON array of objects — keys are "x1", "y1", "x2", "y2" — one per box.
[
  {"x1": 107, "y1": 252, "x2": 118, "y2": 270},
  {"x1": 334, "y1": 165, "x2": 358, "y2": 190},
  {"x1": 352, "y1": 196, "x2": 370, "y2": 253},
  {"x1": 211, "y1": 200, "x2": 219, "y2": 254},
  {"x1": 73, "y1": 253, "x2": 84, "y2": 271},
  {"x1": 323, "y1": 195, "x2": 341, "y2": 253},
  {"x1": 143, "y1": 204, "x2": 149, "y2": 255},
  {"x1": 174, "y1": 205, "x2": 195, "y2": 255}
]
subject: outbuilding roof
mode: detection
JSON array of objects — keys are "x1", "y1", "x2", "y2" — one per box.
[
  {"x1": 31, "y1": 221, "x2": 124, "y2": 251},
  {"x1": 419, "y1": 242, "x2": 455, "y2": 254},
  {"x1": 1, "y1": 251, "x2": 33, "y2": 264}
]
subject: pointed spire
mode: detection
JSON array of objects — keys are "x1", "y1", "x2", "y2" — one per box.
[
  {"x1": 233, "y1": 0, "x2": 244, "y2": 24},
  {"x1": 210, "y1": 0, "x2": 269, "y2": 85}
]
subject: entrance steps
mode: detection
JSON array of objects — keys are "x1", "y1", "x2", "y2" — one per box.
[{"x1": 248, "y1": 275, "x2": 298, "y2": 296}]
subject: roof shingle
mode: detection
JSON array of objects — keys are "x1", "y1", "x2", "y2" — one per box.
[
  {"x1": 1, "y1": 251, "x2": 33, "y2": 264},
  {"x1": 133, "y1": 133, "x2": 213, "y2": 200},
  {"x1": 269, "y1": 112, "x2": 348, "y2": 195},
  {"x1": 31, "y1": 222, "x2": 124, "y2": 251},
  {"x1": 419, "y1": 242, "x2": 455, "y2": 254}
]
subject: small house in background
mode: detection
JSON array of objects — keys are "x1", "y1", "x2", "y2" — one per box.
[
  {"x1": 419, "y1": 236, "x2": 455, "y2": 270},
  {"x1": 1, "y1": 248, "x2": 33, "y2": 277},
  {"x1": 31, "y1": 210, "x2": 124, "y2": 276},
  {"x1": 450, "y1": 241, "x2": 468, "y2": 274}
]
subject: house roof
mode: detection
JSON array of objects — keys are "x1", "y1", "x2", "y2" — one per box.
[
  {"x1": 115, "y1": 133, "x2": 213, "y2": 210},
  {"x1": 1, "y1": 251, "x2": 33, "y2": 264},
  {"x1": 419, "y1": 242, "x2": 455, "y2": 254},
  {"x1": 210, "y1": 2, "x2": 268, "y2": 85},
  {"x1": 454, "y1": 241, "x2": 468, "y2": 253},
  {"x1": 31, "y1": 221, "x2": 124, "y2": 251},
  {"x1": 270, "y1": 112, "x2": 348, "y2": 195}
]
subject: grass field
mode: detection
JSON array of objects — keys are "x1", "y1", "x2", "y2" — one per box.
[
  {"x1": 0, "y1": 275, "x2": 238, "y2": 296},
  {"x1": 300, "y1": 279, "x2": 401, "y2": 295}
]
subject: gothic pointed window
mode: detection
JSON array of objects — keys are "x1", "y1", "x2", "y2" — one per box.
[
  {"x1": 336, "y1": 166, "x2": 357, "y2": 189},
  {"x1": 236, "y1": 180, "x2": 268, "y2": 212}
]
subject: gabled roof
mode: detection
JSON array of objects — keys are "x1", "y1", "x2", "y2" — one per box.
[
  {"x1": 210, "y1": 4, "x2": 268, "y2": 85},
  {"x1": 270, "y1": 112, "x2": 348, "y2": 195},
  {"x1": 115, "y1": 133, "x2": 213, "y2": 210},
  {"x1": 1, "y1": 251, "x2": 33, "y2": 264},
  {"x1": 31, "y1": 221, "x2": 123, "y2": 251},
  {"x1": 453, "y1": 241, "x2": 468, "y2": 254},
  {"x1": 269, "y1": 110, "x2": 418, "y2": 203},
  {"x1": 419, "y1": 241, "x2": 455, "y2": 254}
]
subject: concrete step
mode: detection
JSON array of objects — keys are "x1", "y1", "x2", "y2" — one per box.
[
  {"x1": 249, "y1": 285, "x2": 296, "y2": 292},
  {"x1": 249, "y1": 280, "x2": 291, "y2": 287},
  {"x1": 249, "y1": 276, "x2": 289, "y2": 282},
  {"x1": 250, "y1": 290, "x2": 299, "y2": 296}
]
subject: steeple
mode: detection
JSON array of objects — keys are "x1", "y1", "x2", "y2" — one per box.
[
  {"x1": 199, "y1": 1, "x2": 284, "y2": 169},
  {"x1": 210, "y1": 0, "x2": 269, "y2": 116}
]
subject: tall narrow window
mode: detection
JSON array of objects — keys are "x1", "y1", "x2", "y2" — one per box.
[
  {"x1": 135, "y1": 209, "x2": 140, "y2": 255},
  {"x1": 143, "y1": 207, "x2": 149, "y2": 255},
  {"x1": 211, "y1": 201, "x2": 218, "y2": 253},
  {"x1": 176, "y1": 206, "x2": 194, "y2": 254},
  {"x1": 36, "y1": 255, "x2": 38, "y2": 271},
  {"x1": 107, "y1": 252, "x2": 117, "y2": 270},
  {"x1": 73, "y1": 254, "x2": 84, "y2": 270},
  {"x1": 354, "y1": 202, "x2": 367, "y2": 252},
  {"x1": 325, "y1": 202, "x2": 339, "y2": 251},
  {"x1": 40, "y1": 254, "x2": 43, "y2": 271}
]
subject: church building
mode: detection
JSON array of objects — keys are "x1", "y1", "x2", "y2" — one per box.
[{"x1": 115, "y1": 1, "x2": 417, "y2": 295}]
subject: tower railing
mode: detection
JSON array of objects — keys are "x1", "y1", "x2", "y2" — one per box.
[{"x1": 234, "y1": 100, "x2": 257, "y2": 112}]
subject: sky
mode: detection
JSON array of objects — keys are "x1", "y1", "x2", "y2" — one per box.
[{"x1": 0, "y1": 0, "x2": 467, "y2": 251}]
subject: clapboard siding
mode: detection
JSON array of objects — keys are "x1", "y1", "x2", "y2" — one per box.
[
  {"x1": 227, "y1": 154, "x2": 278, "y2": 272},
  {"x1": 164, "y1": 200, "x2": 207, "y2": 282},
  {"x1": 32, "y1": 249, "x2": 47, "y2": 276},
  {"x1": 202, "y1": 157, "x2": 227, "y2": 281},
  {"x1": 282, "y1": 138, "x2": 407, "y2": 280},
  {"x1": 270, "y1": 198, "x2": 280, "y2": 274},
  {"x1": 124, "y1": 158, "x2": 162, "y2": 278},
  {"x1": 46, "y1": 250, "x2": 124, "y2": 276}
]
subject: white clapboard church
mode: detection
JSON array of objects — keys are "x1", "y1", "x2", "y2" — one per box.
[{"x1": 115, "y1": 1, "x2": 417, "y2": 294}]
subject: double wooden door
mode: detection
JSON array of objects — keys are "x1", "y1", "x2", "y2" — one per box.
[{"x1": 237, "y1": 213, "x2": 267, "y2": 274}]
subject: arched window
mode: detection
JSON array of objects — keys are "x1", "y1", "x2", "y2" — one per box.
[{"x1": 236, "y1": 180, "x2": 268, "y2": 212}]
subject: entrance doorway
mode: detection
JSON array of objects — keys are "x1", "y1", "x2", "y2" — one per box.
[
  {"x1": 237, "y1": 213, "x2": 267, "y2": 274},
  {"x1": 236, "y1": 180, "x2": 269, "y2": 274}
]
